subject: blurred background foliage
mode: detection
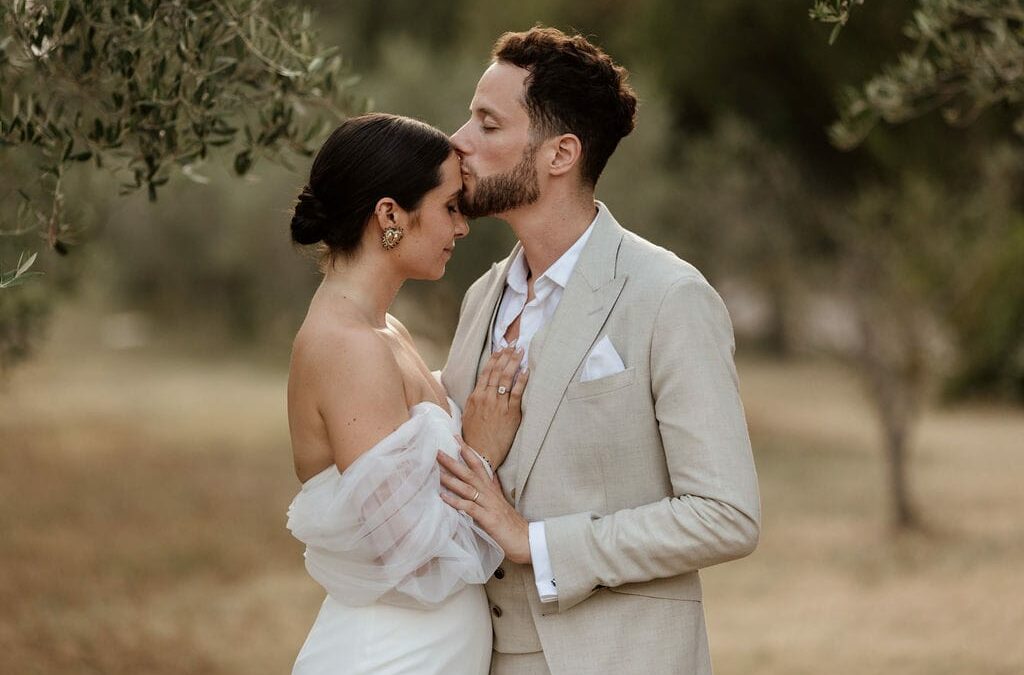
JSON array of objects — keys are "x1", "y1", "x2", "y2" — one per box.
[
  {"x1": 2, "y1": 0, "x2": 1023, "y2": 517},
  {"x1": 4, "y1": 0, "x2": 1015, "y2": 385},
  {"x1": 814, "y1": 0, "x2": 1024, "y2": 148},
  {"x1": 0, "y1": 0, "x2": 362, "y2": 368}
]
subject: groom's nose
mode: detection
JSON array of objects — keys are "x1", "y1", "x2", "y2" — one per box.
[{"x1": 450, "y1": 121, "x2": 471, "y2": 156}]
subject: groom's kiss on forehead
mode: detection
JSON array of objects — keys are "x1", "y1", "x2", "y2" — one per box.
[
  {"x1": 285, "y1": 24, "x2": 759, "y2": 675},
  {"x1": 450, "y1": 28, "x2": 636, "y2": 223},
  {"x1": 451, "y1": 61, "x2": 540, "y2": 220}
]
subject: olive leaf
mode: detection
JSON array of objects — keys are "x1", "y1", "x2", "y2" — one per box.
[
  {"x1": 0, "y1": 250, "x2": 42, "y2": 288},
  {"x1": 0, "y1": 0, "x2": 365, "y2": 275}
]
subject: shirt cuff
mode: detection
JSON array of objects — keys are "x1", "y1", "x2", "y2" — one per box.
[{"x1": 528, "y1": 521, "x2": 558, "y2": 603}]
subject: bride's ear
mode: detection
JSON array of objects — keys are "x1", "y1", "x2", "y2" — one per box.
[{"x1": 373, "y1": 198, "x2": 407, "y2": 232}]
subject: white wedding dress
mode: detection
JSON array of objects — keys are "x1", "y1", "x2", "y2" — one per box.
[{"x1": 287, "y1": 398, "x2": 502, "y2": 675}]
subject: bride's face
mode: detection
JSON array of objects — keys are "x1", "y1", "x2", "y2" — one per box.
[{"x1": 393, "y1": 152, "x2": 469, "y2": 281}]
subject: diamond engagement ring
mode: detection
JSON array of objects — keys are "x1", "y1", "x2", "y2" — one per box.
[{"x1": 497, "y1": 385, "x2": 508, "y2": 395}]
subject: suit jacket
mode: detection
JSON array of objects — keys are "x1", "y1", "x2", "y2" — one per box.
[{"x1": 441, "y1": 204, "x2": 760, "y2": 675}]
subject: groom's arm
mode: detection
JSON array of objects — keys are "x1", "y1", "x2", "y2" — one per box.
[{"x1": 543, "y1": 276, "x2": 761, "y2": 614}]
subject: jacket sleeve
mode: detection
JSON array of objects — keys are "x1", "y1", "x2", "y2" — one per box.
[{"x1": 544, "y1": 276, "x2": 761, "y2": 613}]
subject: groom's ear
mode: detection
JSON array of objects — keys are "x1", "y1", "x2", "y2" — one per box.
[{"x1": 547, "y1": 133, "x2": 582, "y2": 178}]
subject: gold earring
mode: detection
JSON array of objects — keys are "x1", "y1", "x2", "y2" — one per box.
[{"x1": 381, "y1": 226, "x2": 404, "y2": 250}]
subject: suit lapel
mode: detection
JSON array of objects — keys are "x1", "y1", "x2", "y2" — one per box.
[
  {"x1": 514, "y1": 207, "x2": 627, "y2": 507},
  {"x1": 446, "y1": 245, "x2": 519, "y2": 409}
]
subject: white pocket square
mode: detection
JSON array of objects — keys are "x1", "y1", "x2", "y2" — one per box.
[{"x1": 580, "y1": 335, "x2": 625, "y2": 382}]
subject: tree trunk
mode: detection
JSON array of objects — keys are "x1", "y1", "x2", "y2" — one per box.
[
  {"x1": 854, "y1": 294, "x2": 924, "y2": 532},
  {"x1": 882, "y1": 412, "x2": 918, "y2": 529},
  {"x1": 763, "y1": 280, "x2": 793, "y2": 358}
]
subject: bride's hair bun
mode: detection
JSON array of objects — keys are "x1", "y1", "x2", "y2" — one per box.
[{"x1": 291, "y1": 185, "x2": 329, "y2": 245}]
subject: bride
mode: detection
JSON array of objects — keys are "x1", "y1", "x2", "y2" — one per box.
[{"x1": 285, "y1": 113, "x2": 528, "y2": 674}]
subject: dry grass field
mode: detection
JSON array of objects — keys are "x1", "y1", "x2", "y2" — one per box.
[{"x1": 2, "y1": 312, "x2": 1022, "y2": 674}]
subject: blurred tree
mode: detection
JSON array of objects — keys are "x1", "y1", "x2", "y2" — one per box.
[
  {"x1": 810, "y1": 0, "x2": 866, "y2": 44},
  {"x1": 660, "y1": 116, "x2": 825, "y2": 356},
  {"x1": 813, "y1": 0, "x2": 1024, "y2": 148},
  {"x1": 617, "y1": 0, "x2": 923, "y2": 362},
  {"x1": 0, "y1": 0, "x2": 361, "y2": 371},
  {"x1": 93, "y1": 161, "x2": 328, "y2": 352},
  {"x1": 809, "y1": 0, "x2": 1024, "y2": 528},
  {"x1": 1, "y1": 0, "x2": 357, "y2": 255},
  {"x1": 942, "y1": 227, "x2": 1024, "y2": 401},
  {"x1": 830, "y1": 154, "x2": 1024, "y2": 528},
  {"x1": 835, "y1": 195, "x2": 931, "y2": 529}
]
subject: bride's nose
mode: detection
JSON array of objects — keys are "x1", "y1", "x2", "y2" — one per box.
[{"x1": 454, "y1": 214, "x2": 469, "y2": 239}]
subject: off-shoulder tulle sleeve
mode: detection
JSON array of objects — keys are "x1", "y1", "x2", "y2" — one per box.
[{"x1": 286, "y1": 403, "x2": 504, "y2": 609}]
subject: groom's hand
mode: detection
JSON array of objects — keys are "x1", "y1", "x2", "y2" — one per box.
[{"x1": 438, "y1": 443, "x2": 532, "y2": 565}]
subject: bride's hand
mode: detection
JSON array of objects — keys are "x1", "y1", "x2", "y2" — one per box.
[
  {"x1": 460, "y1": 345, "x2": 529, "y2": 469},
  {"x1": 438, "y1": 442, "x2": 531, "y2": 565}
]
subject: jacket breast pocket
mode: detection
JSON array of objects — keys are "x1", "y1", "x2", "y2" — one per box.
[{"x1": 565, "y1": 366, "x2": 637, "y2": 400}]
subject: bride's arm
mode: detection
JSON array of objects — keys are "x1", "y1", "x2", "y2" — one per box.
[
  {"x1": 306, "y1": 328, "x2": 411, "y2": 473},
  {"x1": 288, "y1": 328, "x2": 504, "y2": 607}
]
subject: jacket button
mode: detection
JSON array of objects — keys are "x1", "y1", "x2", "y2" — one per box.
[
  {"x1": 492, "y1": 605, "x2": 503, "y2": 618},
  {"x1": 494, "y1": 567, "x2": 505, "y2": 580}
]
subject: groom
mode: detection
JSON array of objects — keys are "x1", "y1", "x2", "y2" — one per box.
[{"x1": 440, "y1": 26, "x2": 760, "y2": 675}]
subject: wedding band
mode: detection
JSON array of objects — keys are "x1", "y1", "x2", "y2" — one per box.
[
  {"x1": 471, "y1": 489, "x2": 480, "y2": 503},
  {"x1": 497, "y1": 385, "x2": 508, "y2": 395}
]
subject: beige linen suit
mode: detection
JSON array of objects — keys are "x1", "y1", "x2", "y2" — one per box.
[{"x1": 441, "y1": 205, "x2": 760, "y2": 675}]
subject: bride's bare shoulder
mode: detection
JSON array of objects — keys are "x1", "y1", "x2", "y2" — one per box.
[
  {"x1": 289, "y1": 312, "x2": 410, "y2": 472},
  {"x1": 291, "y1": 314, "x2": 399, "y2": 387}
]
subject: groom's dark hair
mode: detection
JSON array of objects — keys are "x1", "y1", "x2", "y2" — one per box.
[{"x1": 492, "y1": 25, "x2": 637, "y2": 187}]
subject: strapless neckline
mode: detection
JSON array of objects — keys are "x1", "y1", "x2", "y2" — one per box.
[{"x1": 410, "y1": 397, "x2": 455, "y2": 419}]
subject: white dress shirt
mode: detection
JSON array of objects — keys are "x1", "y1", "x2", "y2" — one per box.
[{"x1": 491, "y1": 205, "x2": 600, "y2": 603}]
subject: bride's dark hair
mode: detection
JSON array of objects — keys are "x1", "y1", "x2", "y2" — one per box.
[{"x1": 291, "y1": 113, "x2": 453, "y2": 256}]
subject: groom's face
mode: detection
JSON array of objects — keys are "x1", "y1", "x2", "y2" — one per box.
[{"x1": 451, "y1": 62, "x2": 541, "y2": 219}]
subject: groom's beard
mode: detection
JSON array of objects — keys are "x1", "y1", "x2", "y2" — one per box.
[{"x1": 459, "y1": 143, "x2": 540, "y2": 219}]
